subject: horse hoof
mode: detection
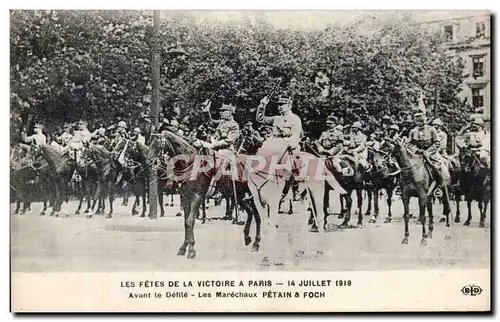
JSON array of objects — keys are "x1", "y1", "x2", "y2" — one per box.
[
  {"x1": 295, "y1": 250, "x2": 305, "y2": 258},
  {"x1": 260, "y1": 257, "x2": 271, "y2": 266},
  {"x1": 337, "y1": 214, "x2": 344, "y2": 219},
  {"x1": 140, "y1": 214, "x2": 145, "y2": 218},
  {"x1": 309, "y1": 226, "x2": 319, "y2": 233},
  {"x1": 401, "y1": 238, "x2": 408, "y2": 245},
  {"x1": 364, "y1": 212, "x2": 371, "y2": 217},
  {"x1": 420, "y1": 238, "x2": 427, "y2": 246},
  {"x1": 86, "y1": 215, "x2": 92, "y2": 219},
  {"x1": 106, "y1": 214, "x2": 112, "y2": 219},
  {"x1": 84, "y1": 210, "x2": 89, "y2": 214},
  {"x1": 237, "y1": 221, "x2": 245, "y2": 226},
  {"x1": 479, "y1": 222, "x2": 485, "y2": 228},
  {"x1": 40, "y1": 212, "x2": 45, "y2": 216},
  {"x1": 244, "y1": 237, "x2": 252, "y2": 246},
  {"x1": 132, "y1": 210, "x2": 139, "y2": 216},
  {"x1": 177, "y1": 248, "x2": 186, "y2": 256},
  {"x1": 176, "y1": 212, "x2": 183, "y2": 217},
  {"x1": 251, "y1": 245, "x2": 259, "y2": 252},
  {"x1": 278, "y1": 210, "x2": 284, "y2": 214},
  {"x1": 160, "y1": 213, "x2": 165, "y2": 217},
  {"x1": 463, "y1": 221, "x2": 470, "y2": 226},
  {"x1": 231, "y1": 219, "x2": 238, "y2": 225},
  {"x1": 187, "y1": 251, "x2": 196, "y2": 259},
  {"x1": 368, "y1": 218, "x2": 376, "y2": 224},
  {"x1": 439, "y1": 217, "x2": 446, "y2": 223},
  {"x1": 54, "y1": 213, "x2": 59, "y2": 218},
  {"x1": 75, "y1": 211, "x2": 80, "y2": 215},
  {"x1": 287, "y1": 210, "x2": 293, "y2": 215},
  {"x1": 314, "y1": 250, "x2": 324, "y2": 257},
  {"x1": 170, "y1": 203, "x2": 174, "y2": 207},
  {"x1": 357, "y1": 222, "x2": 363, "y2": 228},
  {"x1": 201, "y1": 220, "x2": 206, "y2": 224}
]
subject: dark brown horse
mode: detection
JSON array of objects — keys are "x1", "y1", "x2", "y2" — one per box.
[
  {"x1": 303, "y1": 142, "x2": 365, "y2": 228},
  {"x1": 458, "y1": 149, "x2": 491, "y2": 227},
  {"x1": 365, "y1": 145, "x2": 399, "y2": 223},
  {"x1": 385, "y1": 137, "x2": 452, "y2": 245},
  {"x1": 30, "y1": 143, "x2": 76, "y2": 217},
  {"x1": 160, "y1": 130, "x2": 260, "y2": 259},
  {"x1": 78, "y1": 143, "x2": 119, "y2": 218}
]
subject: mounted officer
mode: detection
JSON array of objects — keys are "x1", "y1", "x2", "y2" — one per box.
[
  {"x1": 406, "y1": 111, "x2": 450, "y2": 185},
  {"x1": 130, "y1": 127, "x2": 146, "y2": 146},
  {"x1": 56, "y1": 122, "x2": 74, "y2": 147},
  {"x1": 240, "y1": 120, "x2": 264, "y2": 151},
  {"x1": 256, "y1": 95, "x2": 303, "y2": 154},
  {"x1": 457, "y1": 118, "x2": 490, "y2": 168},
  {"x1": 196, "y1": 100, "x2": 240, "y2": 152},
  {"x1": 21, "y1": 122, "x2": 47, "y2": 147},
  {"x1": 317, "y1": 115, "x2": 344, "y2": 172},
  {"x1": 68, "y1": 120, "x2": 92, "y2": 150},
  {"x1": 347, "y1": 121, "x2": 368, "y2": 171}
]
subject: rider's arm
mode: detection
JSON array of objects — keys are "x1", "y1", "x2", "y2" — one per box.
[
  {"x1": 255, "y1": 101, "x2": 276, "y2": 126},
  {"x1": 352, "y1": 134, "x2": 366, "y2": 153},
  {"x1": 225, "y1": 122, "x2": 240, "y2": 145},
  {"x1": 286, "y1": 116, "x2": 302, "y2": 149},
  {"x1": 426, "y1": 127, "x2": 440, "y2": 154}
]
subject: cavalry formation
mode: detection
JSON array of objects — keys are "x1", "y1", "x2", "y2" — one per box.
[{"x1": 11, "y1": 91, "x2": 491, "y2": 266}]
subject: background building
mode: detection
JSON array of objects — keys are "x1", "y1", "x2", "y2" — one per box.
[{"x1": 414, "y1": 11, "x2": 491, "y2": 129}]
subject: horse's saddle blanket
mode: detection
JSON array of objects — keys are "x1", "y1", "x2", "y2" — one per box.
[{"x1": 326, "y1": 155, "x2": 355, "y2": 176}]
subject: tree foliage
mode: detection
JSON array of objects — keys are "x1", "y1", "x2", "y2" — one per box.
[{"x1": 10, "y1": 10, "x2": 471, "y2": 139}]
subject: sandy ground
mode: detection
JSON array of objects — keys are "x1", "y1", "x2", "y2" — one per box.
[{"x1": 10, "y1": 194, "x2": 490, "y2": 272}]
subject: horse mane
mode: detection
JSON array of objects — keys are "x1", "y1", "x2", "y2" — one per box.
[
  {"x1": 90, "y1": 144, "x2": 111, "y2": 158},
  {"x1": 162, "y1": 130, "x2": 197, "y2": 155}
]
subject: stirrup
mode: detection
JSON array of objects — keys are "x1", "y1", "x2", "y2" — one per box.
[{"x1": 434, "y1": 188, "x2": 442, "y2": 197}]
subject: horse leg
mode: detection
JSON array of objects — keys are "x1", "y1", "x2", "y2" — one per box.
[
  {"x1": 170, "y1": 192, "x2": 174, "y2": 207},
  {"x1": 419, "y1": 193, "x2": 429, "y2": 245},
  {"x1": 464, "y1": 197, "x2": 472, "y2": 226},
  {"x1": 320, "y1": 184, "x2": 330, "y2": 228},
  {"x1": 88, "y1": 183, "x2": 102, "y2": 218},
  {"x1": 364, "y1": 187, "x2": 372, "y2": 217},
  {"x1": 132, "y1": 194, "x2": 139, "y2": 216},
  {"x1": 338, "y1": 195, "x2": 345, "y2": 218},
  {"x1": 186, "y1": 194, "x2": 202, "y2": 259},
  {"x1": 40, "y1": 200, "x2": 47, "y2": 216},
  {"x1": 385, "y1": 188, "x2": 393, "y2": 223},
  {"x1": 14, "y1": 199, "x2": 20, "y2": 214},
  {"x1": 308, "y1": 183, "x2": 326, "y2": 257},
  {"x1": 177, "y1": 196, "x2": 190, "y2": 256},
  {"x1": 287, "y1": 199, "x2": 293, "y2": 215},
  {"x1": 106, "y1": 182, "x2": 114, "y2": 218},
  {"x1": 478, "y1": 200, "x2": 485, "y2": 228},
  {"x1": 340, "y1": 193, "x2": 352, "y2": 227},
  {"x1": 480, "y1": 197, "x2": 489, "y2": 228},
  {"x1": 426, "y1": 194, "x2": 434, "y2": 239},
  {"x1": 158, "y1": 182, "x2": 165, "y2": 217},
  {"x1": 241, "y1": 199, "x2": 254, "y2": 246},
  {"x1": 75, "y1": 194, "x2": 83, "y2": 215},
  {"x1": 401, "y1": 190, "x2": 410, "y2": 244},
  {"x1": 356, "y1": 189, "x2": 363, "y2": 227},
  {"x1": 140, "y1": 185, "x2": 147, "y2": 218},
  {"x1": 454, "y1": 190, "x2": 461, "y2": 223}
]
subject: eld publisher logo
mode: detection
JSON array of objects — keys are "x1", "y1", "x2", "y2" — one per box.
[{"x1": 461, "y1": 285, "x2": 483, "y2": 296}]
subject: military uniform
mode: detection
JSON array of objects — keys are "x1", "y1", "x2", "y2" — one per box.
[
  {"x1": 348, "y1": 122, "x2": 368, "y2": 168},
  {"x1": 211, "y1": 108, "x2": 240, "y2": 150},
  {"x1": 459, "y1": 118, "x2": 490, "y2": 167},
  {"x1": 256, "y1": 96, "x2": 303, "y2": 153},
  {"x1": 407, "y1": 112, "x2": 449, "y2": 181},
  {"x1": 24, "y1": 132, "x2": 47, "y2": 146},
  {"x1": 318, "y1": 116, "x2": 344, "y2": 156}
]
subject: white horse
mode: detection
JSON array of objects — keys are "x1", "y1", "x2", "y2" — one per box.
[{"x1": 247, "y1": 139, "x2": 347, "y2": 266}]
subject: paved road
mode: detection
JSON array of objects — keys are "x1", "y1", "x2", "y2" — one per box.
[{"x1": 11, "y1": 194, "x2": 490, "y2": 272}]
